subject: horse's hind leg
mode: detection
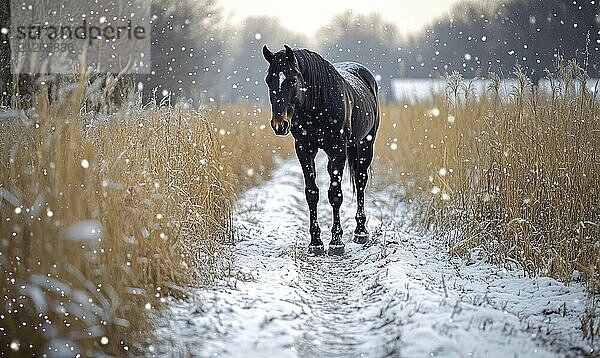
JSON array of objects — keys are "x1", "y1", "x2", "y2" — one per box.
[
  {"x1": 353, "y1": 140, "x2": 374, "y2": 244},
  {"x1": 326, "y1": 144, "x2": 346, "y2": 255}
]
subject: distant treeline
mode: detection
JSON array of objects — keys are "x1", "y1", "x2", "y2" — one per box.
[
  {"x1": 0, "y1": 0, "x2": 598, "y2": 105},
  {"x1": 229, "y1": 0, "x2": 600, "y2": 103},
  {"x1": 0, "y1": 0, "x2": 223, "y2": 106},
  {"x1": 402, "y1": 0, "x2": 599, "y2": 80}
]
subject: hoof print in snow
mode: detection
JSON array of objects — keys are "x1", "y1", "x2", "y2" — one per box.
[
  {"x1": 307, "y1": 245, "x2": 325, "y2": 256},
  {"x1": 353, "y1": 233, "x2": 369, "y2": 244},
  {"x1": 328, "y1": 244, "x2": 345, "y2": 256}
]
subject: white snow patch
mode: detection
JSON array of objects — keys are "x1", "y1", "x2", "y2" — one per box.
[{"x1": 61, "y1": 220, "x2": 103, "y2": 244}]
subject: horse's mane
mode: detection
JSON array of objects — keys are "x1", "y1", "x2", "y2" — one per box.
[{"x1": 293, "y1": 49, "x2": 341, "y2": 112}]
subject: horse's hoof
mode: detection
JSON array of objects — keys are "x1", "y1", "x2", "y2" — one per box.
[
  {"x1": 353, "y1": 232, "x2": 369, "y2": 244},
  {"x1": 328, "y1": 244, "x2": 345, "y2": 256},
  {"x1": 307, "y1": 245, "x2": 325, "y2": 256}
]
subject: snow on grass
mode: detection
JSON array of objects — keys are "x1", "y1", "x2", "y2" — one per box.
[{"x1": 153, "y1": 156, "x2": 598, "y2": 357}]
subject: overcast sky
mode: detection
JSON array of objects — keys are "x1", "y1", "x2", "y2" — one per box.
[{"x1": 219, "y1": 0, "x2": 463, "y2": 36}]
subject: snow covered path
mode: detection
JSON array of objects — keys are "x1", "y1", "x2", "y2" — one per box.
[{"x1": 154, "y1": 156, "x2": 596, "y2": 357}]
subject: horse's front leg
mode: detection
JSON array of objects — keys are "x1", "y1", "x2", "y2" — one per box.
[
  {"x1": 295, "y1": 141, "x2": 324, "y2": 255},
  {"x1": 326, "y1": 144, "x2": 346, "y2": 255}
]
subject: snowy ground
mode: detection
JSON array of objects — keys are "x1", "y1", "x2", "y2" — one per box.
[{"x1": 153, "y1": 155, "x2": 598, "y2": 357}]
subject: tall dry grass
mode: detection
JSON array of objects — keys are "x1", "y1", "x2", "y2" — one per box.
[
  {"x1": 0, "y1": 80, "x2": 232, "y2": 355},
  {"x1": 205, "y1": 103, "x2": 293, "y2": 189},
  {"x1": 374, "y1": 59, "x2": 599, "y2": 294}
]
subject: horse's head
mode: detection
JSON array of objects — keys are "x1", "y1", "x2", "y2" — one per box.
[{"x1": 262, "y1": 44, "x2": 305, "y2": 136}]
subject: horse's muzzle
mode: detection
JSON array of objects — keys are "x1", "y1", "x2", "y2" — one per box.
[{"x1": 271, "y1": 117, "x2": 290, "y2": 136}]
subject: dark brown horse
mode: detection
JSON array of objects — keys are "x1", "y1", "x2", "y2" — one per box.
[{"x1": 263, "y1": 45, "x2": 379, "y2": 256}]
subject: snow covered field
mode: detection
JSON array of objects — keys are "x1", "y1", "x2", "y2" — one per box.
[
  {"x1": 390, "y1": 78, "x2": 600, "y2": 103},
  {"x1": 153, "y1": 156, "x2": 598, "y2": 357}
]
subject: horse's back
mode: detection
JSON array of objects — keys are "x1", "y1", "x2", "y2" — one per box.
[
  {"x1": 334, "y1": 62, "x2": 379, "y2": 143},
  {"x1": 335, "y1": 62, "x2": 377, "y2": 97}
]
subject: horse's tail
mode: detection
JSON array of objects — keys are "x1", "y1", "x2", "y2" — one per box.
[
  {"x1": 341, "y1": 63, "x2": 379, "y2": 193},
  {"x1": 347, "y1": 144, "x2": 358, "y2": 193},
  {"x1": 364, "y1": 71, "x2": 379, "y2": 102}
]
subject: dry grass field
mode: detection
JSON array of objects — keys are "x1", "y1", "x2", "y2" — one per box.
[
  {"x1": 204, "y1": 104, "x2": 294, "y2": 190},
  {"x1": 1, "y1": 57, "x2": 598, "y2": 354},
  {"x1": 373, "y1": 60, "x2": 599, "y2": 298},
  {"x1": 0, "y1": 81, "x2": 233, "y2": 354}
]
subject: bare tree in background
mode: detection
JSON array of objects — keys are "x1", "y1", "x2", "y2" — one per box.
[
  {"x1": 0, "y1": 1, "x2": 10, "y2": 105},
  {"x1": 139, "y1": 0, "x2": 224, "y2": 103},
  {"x1": 316, "y1": 12, "x2": 401, "y2": 102},
  {"x1": 215, "y1": 16, "x2": 309, "y2": 104}
]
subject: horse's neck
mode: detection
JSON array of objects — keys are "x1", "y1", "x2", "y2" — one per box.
[
  {"x1": 297, "y1": 83, "x2": 343, "y2": 117},
  {"x1": 296, "y1": 97, "x2": 345, "y2": 123},
  {"x1": 295, "y1": 105, "x2": 320, "y2": 120}
]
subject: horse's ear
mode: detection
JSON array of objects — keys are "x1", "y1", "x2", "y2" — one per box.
[
  {"x1": 262, "y1": 45, "x2": 274, "y2": 63},
  {"x1": 284, "y1": 44, "x2": 295, "y2": 63}
]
